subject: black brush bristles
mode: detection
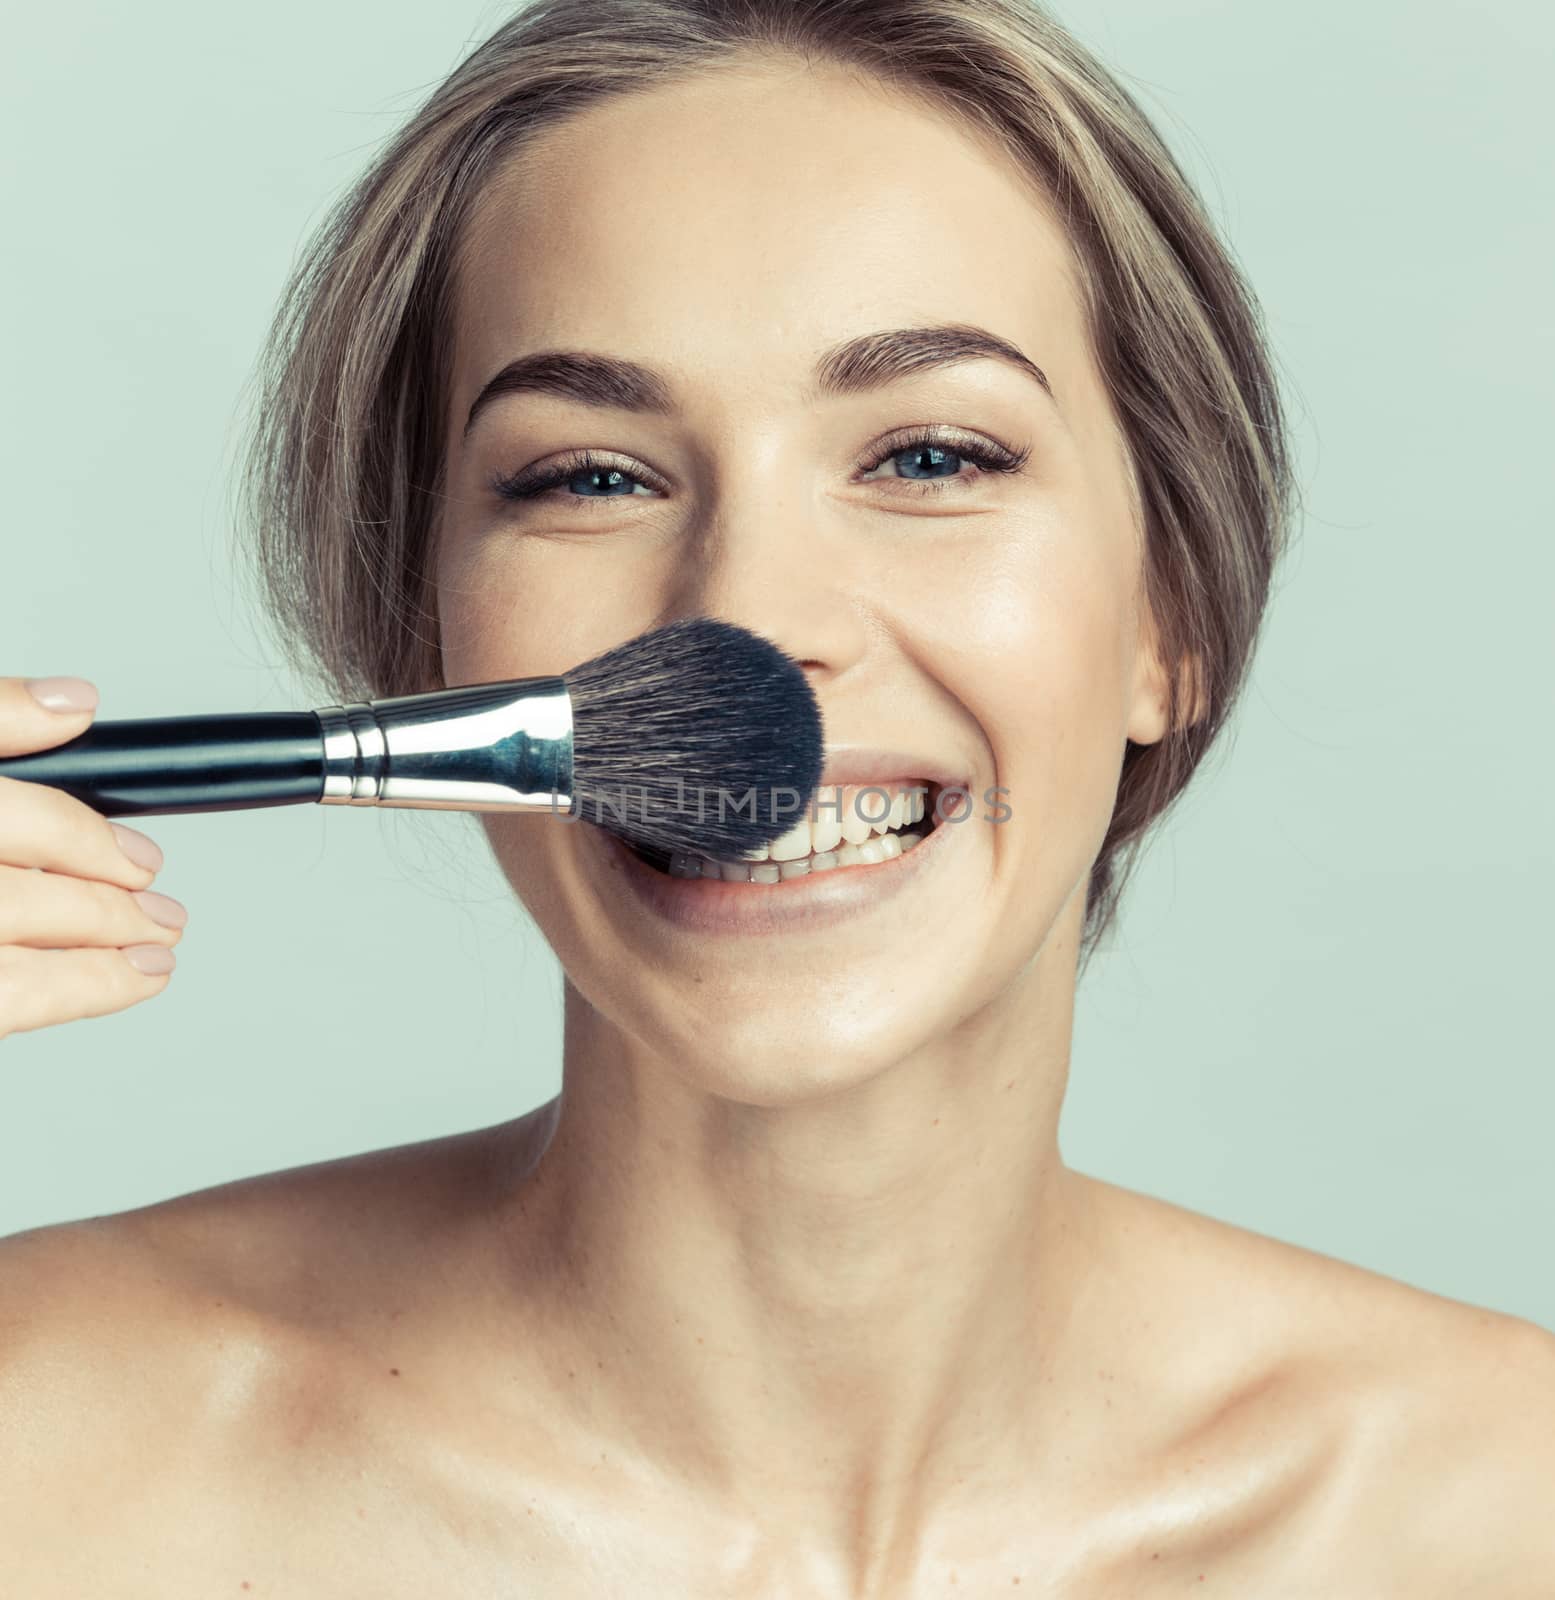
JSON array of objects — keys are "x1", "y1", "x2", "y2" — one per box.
[{"x1": 561, "y1": 617, "x2": 824, "y2": 861}]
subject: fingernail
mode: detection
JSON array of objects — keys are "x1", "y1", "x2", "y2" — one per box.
[
  {"x1": 110, "y1": 823, "x2": 164, "y2": 875},
  {"x1": 124, "y1": 944, "x2": 176, "y2": 976},
  {"x1": 132, "y1": 889, "x2": 188, "y2": 929},
  {"x1": 25, "y1": 676, "x2": 99, "y2": 714}
]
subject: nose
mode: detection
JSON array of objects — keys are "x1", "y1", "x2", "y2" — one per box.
[{"x1": 664, "y1": 489, "x2": 870, "y2": 693}]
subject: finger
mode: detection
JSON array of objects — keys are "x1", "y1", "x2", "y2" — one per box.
[
  {"x1": 0, "y1": 676, "x2": 99, "y2": 757},
  {"x1": 0, "y1": 774, "x2": 163, "y2": 891},
  {"x1": 0, "y1": 863, "x2": 186, "y2": 950},
  {"x1": 0, "y1": 944, "x2": 174, "y2": 1042}
]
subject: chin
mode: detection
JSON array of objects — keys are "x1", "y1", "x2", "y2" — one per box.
[{"x1": 618, "y1": 980, "x2": 953, "y2": 1109}]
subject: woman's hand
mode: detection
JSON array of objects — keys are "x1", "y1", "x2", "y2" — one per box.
[{"x1": 0, "y1": 677, "x2": 186, "y2": 1041}]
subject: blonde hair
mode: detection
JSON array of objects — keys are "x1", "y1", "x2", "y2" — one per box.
[{"x1": 233, "y1": 0, "x2": 1301, "y2": 967}]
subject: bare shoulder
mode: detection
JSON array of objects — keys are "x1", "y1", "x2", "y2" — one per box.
[
  {"x1": 0, "y1": 1115, "x2": 534, "y2": 1587},
  {"x1": 0, "y1": 1111, "x2": 522, "y2": 1354},
  {"x1": 1343, "y1": 1302, "x2": 1555, "y2": 1593},
  {"x1": 1086, "y1": 1176, "x2": 1555, "y2": 1591},
  {"x1": 0, "y1": 1214, "x2": 249, "y2": 1574}
]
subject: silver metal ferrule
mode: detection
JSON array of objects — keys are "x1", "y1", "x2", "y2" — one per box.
[{"x1": 314, "y1": 677, "x2": 572, "y2": 813}]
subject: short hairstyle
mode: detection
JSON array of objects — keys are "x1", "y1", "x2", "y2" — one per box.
[{"x1": 233, "y1": 0, "x2": 1301, "y2": 967}]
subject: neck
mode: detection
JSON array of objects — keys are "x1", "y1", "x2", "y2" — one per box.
[{"x1": 483, "y1": 902, "x2": 1114, "y2": 1575}]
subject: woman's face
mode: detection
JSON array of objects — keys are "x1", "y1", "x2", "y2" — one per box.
[{"x1": 435, "y1": 59, "x2": 1169, "y2": 1097}]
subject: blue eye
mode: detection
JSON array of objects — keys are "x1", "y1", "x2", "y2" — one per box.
[
  {"x1": 858, "y1": 432, "x2": 1030, "y2": 488},
  {"x1": 490, "y1": 429, "x2": 1031, "y2": 506},
  {"x1": 492, "y1": 453, "x2": 652, "y2": 502}
]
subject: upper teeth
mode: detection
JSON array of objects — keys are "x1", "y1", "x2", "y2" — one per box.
[{"x1": 747, "y1": 782, "x2": 928, "y2": 862}]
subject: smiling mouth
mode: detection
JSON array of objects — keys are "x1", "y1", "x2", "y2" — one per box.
[{"x1": 623, "y1": 779, "x2": 947, "y2": 882}]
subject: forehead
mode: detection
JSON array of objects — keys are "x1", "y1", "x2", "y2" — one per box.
[{"x1": 451, "y1": 60, "x2": 1090, "y2": 415}]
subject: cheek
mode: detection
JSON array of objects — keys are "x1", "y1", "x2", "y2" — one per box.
[
  {"x1": 479, "y1": 811, "x2": 595, "y2": 971},
  {"x1": 436, "y1": 540, "x2": 657, "y2": 687},
  {"x1": 922, "y1": 511, "x2": 1135, "y2": 877},
  {"x1": 480, "y1": 813, "x2": 552, "y2": 900},
  {"x1": 914, "y1": 506, "x2": 1133, "y2": 740}
]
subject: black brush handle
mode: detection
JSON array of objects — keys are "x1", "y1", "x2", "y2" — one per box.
[{"x1": 0, "y1": 714, "x2": 325, "y2": 818}]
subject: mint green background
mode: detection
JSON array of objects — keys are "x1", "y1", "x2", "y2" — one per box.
[{"x1": 1, "y1": 3, "x2": 1549, "y2": 1327}]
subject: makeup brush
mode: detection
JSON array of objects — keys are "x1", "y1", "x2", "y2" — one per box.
[{"x1": 0, "y1": 618, "x2": 825, "y2": 861}]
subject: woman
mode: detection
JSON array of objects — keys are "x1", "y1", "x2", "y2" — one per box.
[{"x1": 1, "y1": 0, "x2": 1550, "y2": 1591}]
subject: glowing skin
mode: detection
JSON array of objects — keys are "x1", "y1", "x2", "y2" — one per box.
[
  {"x1": 437, "y1": 56, "x2": 1165, "y2": 1492},
  {"x1": 437, "y1": 61, "x2": 1168, "y2": 1083},
  {"x1": 412, "y1": 57, "x2": 1549, "y2": 1593},
  {"x1": 430, "y1": 55, "x2": 1169, "y2": 1568},
  {"x1": 5, "y1": 53, "x2": 1550, "y2": 1600}
]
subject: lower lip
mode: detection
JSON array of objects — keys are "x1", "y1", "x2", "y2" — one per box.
[{"x1": 600, "y1": 818, "x2": 955, "y2": 938}]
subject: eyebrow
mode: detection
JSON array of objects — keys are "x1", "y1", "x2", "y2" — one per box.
[{"x1": 461, "y1": 322, "x2": 1058, "y2": 440}]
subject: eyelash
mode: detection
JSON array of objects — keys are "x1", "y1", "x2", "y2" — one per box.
[{"x1": 488, "y1": 428, "x2": 1032, "y2": 507}]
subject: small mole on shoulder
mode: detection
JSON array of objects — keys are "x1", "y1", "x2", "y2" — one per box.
[{"x1": 389, "y1": 1367, "x2": 400, "y2": 1376}]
